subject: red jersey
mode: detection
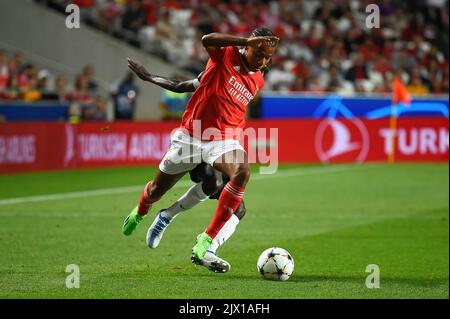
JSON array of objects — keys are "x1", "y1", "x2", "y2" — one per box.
[{"x1": 181, "y1": 46, "x2": 265, "y2": 140}]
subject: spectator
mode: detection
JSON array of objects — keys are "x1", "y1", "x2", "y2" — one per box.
[
  {"x1": 345, "y1": 53, "x2": 368, "y2": 82},
  {"x1": 37, "y1": 69, "x2": 50, "y2": 91},
  {"x1": 308, "y1": 75, "x2": 326, "y2": 93},
  {"x1": 265, "y1": 60, "x2": 296, "y2": 92},
  {"x1": 88, "y1": 96, "x2": 108, "y2": 121},
  {"x1": 0, "y1": 51, "x2": 8, "y2": 92},
  {"x1": 113, "y1": 72, "x2": 139, "y2": 120},
  {"x1": 152, "y1": 10, "x2": 179, "y2": 58},
  {"x1": 81, "y1": 103, "x2": 95, "y2": 121},
  {"x1": 55, "y1": 75, "x2": 68, "y2": 103},
  {"x1": 17, "y1": 64, "x2": 34, "y2": 90},
  {"x1": 358, "y1": 37, "x2": 380, "y2": 62},
  {"x1": 407, "y1": 68, "x2": 430, "y2": 95},
  {"x1": 70, "y1": 74, "x2": 94, "y2": 105},
  {"x1": 321, "y1": 64, "x2": 344, "y2": 91},
  {"x1": 291, "y1": 57, "x2": 312, "y2": 79},
  {"x1": 2, "y1": 60, "x2": 19, "y2": 100},
  {"x1": 13, "y1": 51, "x2": 25, "y2": 73},
  {"x1": 20, "y1": 75, "x2": 42, "y2": 102},
  {"x1": 95, "y1": 0, "x2": 123, "y2": 34},
  {"x1": 68, "y1": 102, "x2": 82, "y2": 124},
  {"x1": 82, "y1": 64, "x2": 98, "y2": 93},
  {"x1": 372, "y1": 54, "x2": 392, "y2": 74},
  {"x1": 290, "y1": 76, "x2": 308, "y2": 92},
  {"x1": 42, "y1": 74, "x2": 68, "y2": 102},
  {"x1": 121, "y1": 0, "x2": 147, "y2": 45}
]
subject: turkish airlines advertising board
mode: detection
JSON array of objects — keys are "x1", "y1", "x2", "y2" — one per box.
[{"x1": 0, "y1": 118, "x2": 448, "y2": 174}]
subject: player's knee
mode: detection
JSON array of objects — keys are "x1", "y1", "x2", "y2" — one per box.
[
  {"x1": 203, "y1": 177, "x2": 223, "y2": 196},
  {"x1": 210, "y1": 168, "x2": 225, "y2": 194},
  {"x1": 234, "y1": 202, "x2": 246, "y2": 220},
  {"x1": 232, "y1": 165, "x2": 250, "y2": 185},
  {"x1": 214, "y1": 178, "x2": 224, "y2": 193},
  {"x1": 203, "y1": 164, "x2": 216, "y2": 177}
]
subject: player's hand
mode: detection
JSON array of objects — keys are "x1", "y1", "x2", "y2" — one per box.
[
  {"x1": 246, "y1": 36, "x2": 279, "y2": 48},
  {"x1": 127, "y1": 58, "x2": 151, "y2": 81}
]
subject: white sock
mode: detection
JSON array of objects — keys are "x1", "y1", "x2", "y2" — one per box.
[
  {"x1": 208, "y1": 214, "x2": 240, "y2": 254},
  {"x1": 161, "y1": 182, "x2": 209, "y2": 220}
]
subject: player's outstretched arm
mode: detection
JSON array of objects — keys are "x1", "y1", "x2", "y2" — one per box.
[
  {"x1": 201, "y1": 33, "x2": 279, "y2": 50},
  {"x1": 127, "y1": 58, "x2": 196, "y2": 93}
]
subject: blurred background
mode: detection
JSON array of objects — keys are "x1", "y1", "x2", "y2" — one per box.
[{"x1": 0, "y1": 0, "x2": 448, "y2": 172}]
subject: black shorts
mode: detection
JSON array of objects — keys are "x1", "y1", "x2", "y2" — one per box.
[{"x1": 189, "y1": 163, "x2": 230, "y2": 199}]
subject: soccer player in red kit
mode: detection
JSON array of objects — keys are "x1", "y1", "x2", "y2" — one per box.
[{"x1": 122, "y1": 27, "x2": 279, "y2": 269}]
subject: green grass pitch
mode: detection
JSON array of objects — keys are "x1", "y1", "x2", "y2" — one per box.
[{"x1": 0, "y1": 163, "x2": 448, "y2": 298}]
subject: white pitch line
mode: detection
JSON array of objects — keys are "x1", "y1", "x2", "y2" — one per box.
[{"x1": 0, "y1": 164, "x2": 366, "y2": 206}]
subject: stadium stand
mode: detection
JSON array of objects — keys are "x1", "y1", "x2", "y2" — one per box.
[
  {"x1": 0, "y1": 48, "x2": 108, "y2": 122},
  {"x1": 34, "y1": 0, "x2": 448, "y2": 96}
]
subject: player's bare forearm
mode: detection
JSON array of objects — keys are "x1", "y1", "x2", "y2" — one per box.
[
  {"x1": 127, "y1": 58, "x2": 195, "y2": 93},
  {"x1": 201, "y1": 33, "x2": 279, "y2": 49},
  {"x1": 201, "y1": 33, "x2": 248, "y2": 48},
  {"x1": 148, "y1": 76, "x2": 196, "y2": 93}
]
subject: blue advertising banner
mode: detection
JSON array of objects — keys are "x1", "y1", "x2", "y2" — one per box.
[
  {"x1": 260, "y1": 94, "x2": 449, "y2": 119},
  {"x1": 0, "y1": 103, "x2": 69, "y2": 121}
]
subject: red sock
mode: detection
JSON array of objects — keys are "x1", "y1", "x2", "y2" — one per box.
[
  {"x1": 137, "y1": 181, "x2": 160, "y2": 215},
  {"x1": 206, "y1": 182, "x2": 245, "y2": 239}
]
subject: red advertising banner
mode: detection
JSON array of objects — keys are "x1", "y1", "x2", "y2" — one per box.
[
  {"x1": 246, "y1": 117, "x2": 449, "y2": 164},
  {"x1": 0, "y1": 118, "x2": 448, "y2": 174}
]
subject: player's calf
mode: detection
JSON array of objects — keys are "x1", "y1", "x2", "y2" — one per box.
[
  {"x1": 146, "y1": 209, "x2": 171, "y2": 248},
  {"x1": 122, "y1": 180, "x2": 163, "y2": 236},
  {"x1": 234, "y1": 201, "x2": 246, "y2": 220}
]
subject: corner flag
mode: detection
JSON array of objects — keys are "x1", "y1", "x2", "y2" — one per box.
[{"x1": 389, "y1": 75, "x2": 411, "y2": 162}]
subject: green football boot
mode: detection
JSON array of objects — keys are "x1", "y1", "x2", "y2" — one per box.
[
  {"x1": 191, "y1": 232, "x2": 213, "y2": 263},
  {"x1": 122, "y1": 206, "x2": 145, "y2": 236}
]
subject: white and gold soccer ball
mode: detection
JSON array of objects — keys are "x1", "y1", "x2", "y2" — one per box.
[{"x1": 257, "y1": 247, "x2": 294, "y2": 281}]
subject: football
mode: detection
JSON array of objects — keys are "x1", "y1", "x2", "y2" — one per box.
[{"x1": 257, "y1": 247, "x2": 295, "y2": 281}]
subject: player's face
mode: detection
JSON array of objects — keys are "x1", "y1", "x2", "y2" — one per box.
[{"x1": 245, "y1": 45, "x2": 277, "y2": 72}]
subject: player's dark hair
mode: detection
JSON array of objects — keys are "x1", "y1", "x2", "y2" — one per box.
[
  {"x1": 249, "y1": 27, "x2": 276, "y2": 75},
  {"x1": 250, "y1": 27, "x2": 275, "y2": 39}
]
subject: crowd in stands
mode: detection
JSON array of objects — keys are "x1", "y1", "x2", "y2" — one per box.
[
  {"x1": 0, "y1": 50, "x2": 122, "y2": 122},
  {"x1": 0, "y1": 44, "x2": 143, "y2": 121},
  {"x1": 38, "y1": 0, "x2": 449, "y2": 96}
]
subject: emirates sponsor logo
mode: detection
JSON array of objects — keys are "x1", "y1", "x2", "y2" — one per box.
[{"x1": 227, "y1": 76, "x2": 254, "y2": 107}]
